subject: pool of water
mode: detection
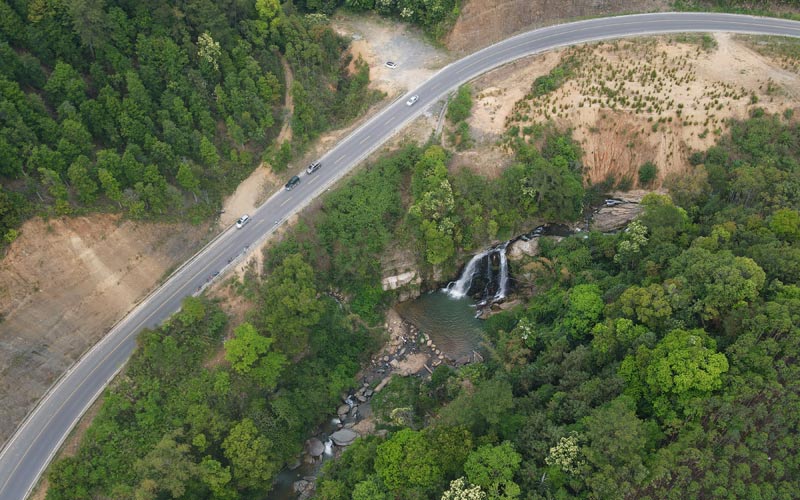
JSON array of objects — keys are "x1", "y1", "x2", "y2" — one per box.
[{"x1": 396, "y1": 291, "x2": 487, "y2": 360}]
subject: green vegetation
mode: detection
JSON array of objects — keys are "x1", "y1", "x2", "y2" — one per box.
[
  {"x1": 531, "y1": 55, "x2": 579, "y2": 97},
  {"x1": 447, "y1": 85, "x2": 474, "y2": 150},
  {"x1": 316, "y1": 110, "x2": 800, "y2": 498},
  {"x1": 47, "y1": 107, "x2": 800, "y2": 498},
  {"x1": 638, "y1": 161, "x2": 658, "y2": 186},
  {"x1": 46, "y1": 261, "x2": 382, "y2": 498},
  {"x1": 0, "y1": 0, "x2": 380, "y2": 250}
]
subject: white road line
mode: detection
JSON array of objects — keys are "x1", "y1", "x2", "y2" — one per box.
[
  {"x1": 359, "y1": 135, "x2": 371, "y2": 145},
  {"x1": 280, "y1": 197, "x2": 292, "y2": 207},
  {"x1": 307, "y1": 175, "x2": 318, "y2": 184}
]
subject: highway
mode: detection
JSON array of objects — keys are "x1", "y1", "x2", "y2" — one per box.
[{"x1": 2, "y1": 12, "x2": 800, "y2": 500}]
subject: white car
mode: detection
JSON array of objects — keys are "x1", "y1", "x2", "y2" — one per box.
[
  {"x1": 306, "y1": 161, "x2": 322, "y2": 174},
  {"x1": 385, "y1": 61, "x2": 397, "y2": 69},
  {"x1": 406, "y1": 95, "x2": 419, "y2": 106},
  {"x1": 235, "y1": 214, "x2": 250, "y2": 229}
]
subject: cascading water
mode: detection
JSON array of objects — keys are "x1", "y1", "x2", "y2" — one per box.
[
  {"x1": 493, "y1": 243, "x2": 509, "y2": 301},
  {"x1": 444, "y1": 243, "x2": 511, "y2": 305},
  {"x1": 444, "y1": 250, "x2": 490, "y2": 299},
  {"x1": 324, "y1": 439, "x2": 333, "y2": 456}
]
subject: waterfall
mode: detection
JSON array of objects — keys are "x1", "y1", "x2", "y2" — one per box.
[
  {"x1": 493, "y1": 243, "x2": 509, "y2": 301},
  {"x1": 324, "y1": 439, "x2": 333, "y2": 456},
  {"x1": 445, "y1": 243, "x2": 511, "y2": 305},
  {"x1": 444, "y1": 250, "x2": 490, "y2": 299}
]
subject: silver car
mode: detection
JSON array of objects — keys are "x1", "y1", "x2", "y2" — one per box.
[{"x1": 406, "y1": 95, "x2": 419, "y2": 106}]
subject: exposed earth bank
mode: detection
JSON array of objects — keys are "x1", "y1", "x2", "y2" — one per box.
[{"x1": 0, "y1": 216, "x2": 208, "y2": 445}]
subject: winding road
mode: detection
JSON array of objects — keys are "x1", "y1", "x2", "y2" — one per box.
[{"x1": 2, "y1": 12, "x2": 800, "y2": 500}]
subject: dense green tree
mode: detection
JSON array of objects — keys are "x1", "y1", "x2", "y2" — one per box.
[
  {"x1": 133, "y1": 431, "x2": 199, "y2": 498},
  {"x1": 260, "y1": 254, "x2": 323, "y2": 357},
  {"x1": 224, "y1": 322, "x2": 286, "y2": 389},
  {"x1": 464, "y1": 442, "x2": 522, "y2": 500},
  {"x1": 562, "y1": 284, "x2": 603, "y2": 340},
  {"x1": 223, "y1": 419, "x2": 279, "y2": 491},
  {"x1": 375, "y1": 429, "x2": 445, "y2": 498},
  {"x1": 581, "y1": 397, "x2": 649, "y2": 498},
  {"x1": 622, "y1": 328, "x2": 729, "y2": 423}
]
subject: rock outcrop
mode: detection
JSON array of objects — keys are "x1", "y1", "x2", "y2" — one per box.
[{"x1": 590, "y1": 203, "x2": 643, "y2": 232}]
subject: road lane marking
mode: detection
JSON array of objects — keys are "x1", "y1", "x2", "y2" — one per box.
[
  {"x1": 359, "y1": 135, "x2": 371, "y2": 145},
  {"x1": 307, "y1": 175, "x2": 318, "y2": 184},
  {"x1": 336, "y1": 154, "x2": 346, "y2": 164},
  {"x1": 280, "y1": 196, "x2": 292, "y2": 207}
]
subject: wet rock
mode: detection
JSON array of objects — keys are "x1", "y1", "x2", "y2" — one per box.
[
  {"x1": 331, "y1": 429, "x2": 359, "y2": 446},
  {"x1": 337, "y1": 404, "x2": 350, "y2": 417},
  {"x1": 356, "y1": 394, "x2": 367, "y2": 403},
  {"x1": 364, "y1": 389, "x2": 374, "y2": 398},
  {"x1": 293, "y1": 479, "x2": 310, "y2": 493},
  {"x1": 306, "y1": 438, "x2": 324, "y2": 458}
]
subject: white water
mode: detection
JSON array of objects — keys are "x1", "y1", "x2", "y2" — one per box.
[
  {"x1": 493, "y1": 243, "x2": 509, "y2": 301},
  {"x1": 324, "y1": 439, "x2": 333, "y2": 456},
  {"x1": 444, "y1": 250, "x2": 490, "y2": 299}
]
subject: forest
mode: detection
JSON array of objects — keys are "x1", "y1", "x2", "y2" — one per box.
[
  {"x1": 0, "y1": 0, "x2": 382, "y2": 248},
  {"x1": 44, "y1": 105, "x2": 800, "y2": 499}
]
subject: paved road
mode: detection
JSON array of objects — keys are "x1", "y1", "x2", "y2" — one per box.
[{"x1": 2, "y1": 12, "x2": 800, "y2": 500}]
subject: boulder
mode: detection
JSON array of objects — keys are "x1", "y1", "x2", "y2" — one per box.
[
  {"x1": 590, "y1": 203, "x2": 643, "y2": 232},
  {"x1": 508, "y1": 237, "x2": 540, "y2": 260},
  {"x1": 306, "y1": 438, "x2": 324, "y2": 457},
  {"x1": 337, "y1": 404, "x2": 350, "y2": 417},
  {"x1": 331, "y1": 429, "x2": 359, "y2": 446}
]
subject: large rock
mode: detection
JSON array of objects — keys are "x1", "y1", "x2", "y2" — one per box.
[
  {"x1": 381, "y1": 270, "x2": 421, "y2": 291},
  {"x1": 331, "y1": 428, "x2": 359, "y2": 446},
  {"x1": 591, "y1": 203, "x2": 643, "y2": 232},
  {"x1": 337, "y1": 404, "x2": 350, "y2": 417},
  {"x1": 306, "y1": 438, "x2": 324, "y2": 457},
  {"x1": 508, "y1": 237, "x2": 540, "y2": 260}
]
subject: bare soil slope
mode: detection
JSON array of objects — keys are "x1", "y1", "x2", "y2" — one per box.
[
  {"x1": 0, "y1": 215, "x2": 207, "y2": 445},
  {"x1": 455, "y1": 34, "x2": 800, "y2": 185}
]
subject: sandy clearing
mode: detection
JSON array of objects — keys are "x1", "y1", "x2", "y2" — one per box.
[{"x1": 333, "y1": 12, "x2": 452, "y2": 98}]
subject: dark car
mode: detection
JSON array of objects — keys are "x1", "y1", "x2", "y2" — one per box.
[
  {"x1": 285, "y1": 175, "x2": 301, "y2": 191},
  {"x1": 306, "y1": 161, "x2": 322, "y2": 174}
]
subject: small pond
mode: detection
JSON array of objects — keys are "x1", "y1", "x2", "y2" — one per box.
[{"x1": 396, "y1": 291, "x2": 488, "y2": 361}]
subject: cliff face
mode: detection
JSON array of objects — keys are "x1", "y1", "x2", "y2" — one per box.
[{"x1": 446, "y1": 0, "x2": 669, "y2": 53}]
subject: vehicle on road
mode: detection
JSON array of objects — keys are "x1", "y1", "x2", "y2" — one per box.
[
  {"x1": 235, "y1": 215, "x2": 250, "y2": 228},
  {"x1": 385, "y1": 61, "x2": 397, "y2": 69},
  {"x1": 406, "y1": 94, "x2": 419, "y2": 106},
  {"x1": 306, "y1": 161, "x2": 322, "y2": 174},
  {"x1": 285, "y1": 175, "x2": 301, "y2": 191}
]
